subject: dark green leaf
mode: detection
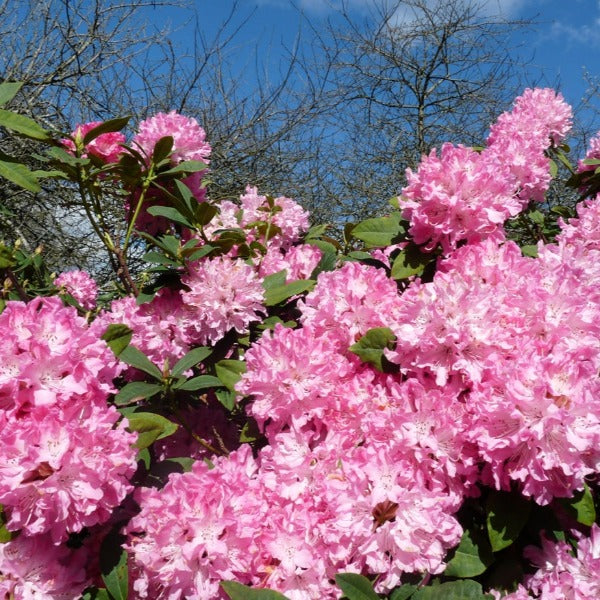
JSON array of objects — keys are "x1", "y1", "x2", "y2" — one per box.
[
  {"x1": 171, "y1": 346, "x2": 212, "y2": 377},
  {"x1": 444, "y1": 528, "x2": 494, "y2": 578},
  {"x1": 119, "y1": 346, "x2": 163, "y2": 380},
  {"x1": 215, "y1": 359, "x2": 247, "y2": 392},
  {"x1": 114, "y1": 382, "x2": 163, "y2": 406},
  {"x1": 152, "y1": 135, "x2": 174, "y2": 163},
  {"x1": 126, "y1": 412, "x2": 178, "y2": 449},
  {"x1": 193, "y1": 199, "x2": 219, "y2": 227},
  {"x1": 220, "y1": 581, "x2": 290, "y2": 599},
  {"x1": 173, "y1": 375, "x2": 222, "y2": 391},
  {"x1": 486, "y1": 489, "x2": 532, "y2": 552},
  {"x1": 100, "y1": 534, "x2": 128, "y2": 600},
  {"x1": 350, "y1": 327, "x2": 397, "y2": 372},
  {"x1": 81, "y1": 588, "x2": 111, "y2": 600},
  {"x1": 142, "y1": 251, "x2": 179, "y2": 266},
  {"x1": 146, "y1": 205, "x2": 193, "y2": 229},
  {"x1": 101, "y1": 324, "x2": 133, "y2": 357},
  {"x1": 389, "y1": 585, "x2": 418, "y2": 600},
  {"x1": 0, "y1": 158, "x2": 41, "y2": 192},
  {"x1": 239, "y1": 419, "x2": 261, "y2": 442},
  {"x1": 0, "y1": 81, "x2": 23, "y2": 106},
  {"x1": 560, "y1": 483, "x2": 596, "y2": 526},
  {"x1": 216, "y1": 388, "x2": 236, "y2": 411},
  {"x1": 391, "y1": 244, "x2": 431, "y2": 280},
  {"x1": 82, "y1": 117, "x2": 130, "y2": 146},
  {"x1": 412, "y1": 580, "x2": 492, "y2": 599},
  {"x1": 264, "y1": 279, "x2": 315, "y2": 306},
  {"x1": 351, "y1": 213, "x2": 404, "y2": 247},
  {"x1": 335, "y1": 573, "x2": 380, "y2": 600},
  {"x1": 0, "y1": 108, "x2": 50, "y2": 140},
  {"x1": 160, "y1": 159, "x2": 208, "y2": 175}
]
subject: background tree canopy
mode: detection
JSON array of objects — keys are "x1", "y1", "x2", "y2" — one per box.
[{"x1": 0, "y1": 0, "x2": 597, "y2": 282}]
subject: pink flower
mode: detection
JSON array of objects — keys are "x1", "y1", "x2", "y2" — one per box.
[
  {"x1": 400, "y1": 143, "x2": 520, "y2": 253},
  {"x1": 181, "y1": 256, "x2": 265, "y2": 345},
  {"x1": 54, "y1": 269, "x2": 98, "y2": 311},
  {"x1": 61, "y1": 121, "x2": 125, "y2": 163}
]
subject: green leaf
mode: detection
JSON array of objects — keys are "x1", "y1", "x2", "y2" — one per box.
[
  {"x1": 444, "y1": 528, "x2": 494, "y2": 578},
  {"x1": 215, "y1": 359, "x2": 247, "y2": 392},
  {"x1": 118, "y1": 346, "x2": 163, "y2": 380},
  {"x1": 160, "y1": 159, "x2": 208, "y2": 175},
  {"x1": 0, "y1": 108, "x2": 50, "y2": 140},
  {"x1": 0, "y1": 158, "x2": 41, "y2": 192},
  {"x1": 391, "y1": 244, "x2": 431, "y2": 280},
  {"x1": 216, "y1": 388, "x2": 237, "y2": 411},
  {"x1": 412, "y1": 580, "x2": 492, "y2": 599},
  {"x1": 389, "y1": 585, "x2": 418, "y2": 600},
  {"x1": 82, "y1": 116, "x2": 130, "y2": 146},
  {"x1": 171, "y1": 346, "x2": 213, "y2": 377},
  {"x1": 264, "y1": 279, "x2": 315, "y2": 306},
  {"x1": 142, "y1": 251, "x2": 179, "y2": 266},
  {"x1": 349, "y1": 327, "x2": 397, "y2": 372},
  {"x1": 560, "y1": 482, "x2": 596, "y2": 526},
  {"x1": 173, "y1": 375, "x2": 222, "y2": 391},
  {"x1": 146, "y1": 205, "x2": 193, "y2": 229},
  {"x1": 0, "y1": 504, "x2": 16, "y2": 543},
  {"x1": 335, "y1": 573, "x2": 380, "y2": 600},
  {"x1": 81, "y1": 588, "x2": 111, "y2": 600},
  {"x1": 351, "y1": 213, "x2": 404, "y2": 248},
  {"x1": 486, "y1": 489, "x2": 532, "y2": 552},
  {"x1": 100, "y1": 534, "x2": 128, "y2": 600},
  {"x1": 0, "y1": 81, "x2": 23, "y2": 106},
  {"x1": 520, "y1": 245, "x2": 538, "y2": 258},
  {"x1": 220, "y1": 581, "x2": 290, "y2": 599},
  {"x1": 239, "y1": 419, "x2": 261, "y2": 442},
  {"x1": 101, "y1": 324, "x2": 133, "y2": 356},
  {"x1": 152, "y1": 135, "x2": 174, "y2": 163},
  {"x1": 114, "y1": 382, "x2": 163, "y2": 406},
  {"x1": 126, "y1": 412, "x2": 178, "y2": 449}
]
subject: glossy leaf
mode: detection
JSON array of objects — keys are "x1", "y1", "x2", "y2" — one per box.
[
  {"x1": 215, "y1": 359, "x2": 247, "y2": 392},
  {"x1": 350, "y1": 327, "x2": 396, "y2": 372},
  {"x1": 100, "y1": 534, "x2": 128, "y2": 600},
  {"x1": 486, "y1": 489, "x2": 531, "y2": 552},
  {"x1": 264, "y1": 279, "x2": 315, "y2": 306},
  {"x1": 0, "y1": 108, "x2": 50, "y2": 140},
  {"x1": 335, "y1": 573, "x2": 380, "y2": 600},
  {"x1": 173, "y1": 374, "x2": 222, "y2": 391},
  {"x1": 444, "y1": 528, "x2": 494, "y2": 578},
  {"x1": 351, "y1": 213, "x2": 404, "y2": 247},
  {"x1": 412, "y1": 580, "x2": 492, "y2": 599},
  {"x1": 114, "y1": 382, "x2": 163, "y2": 406},
  {"x1": 126, "y1": 412, "x2": 178, "y2": 449},
  {"x1": 82, "y1": 116, "x2": 130, "y2": 145},
  {"x1": 171, "y1": 346, "x2": 212, "y2": 377},
  {"x1": 119, "y1": 346, "x2": 163, "y2": 380},
  {"x1": 560, "y1": 483, "x2": 596, "y2": 526},
  {"x1": 147, "y1": 205, "x2": 193, "y2": 229},
  {"x1": 220, "y1": 581, "x2": 290, "y2": 599},
  {"x1": 152, "y1": 135, "x2": 174, "y2": 163},
  {"x1": 101, "y1": 324, "x2": 133, "y2": 356},
  {"x1": 0, "y1": 158, "x2": 41, "y2": 192},
  {"x1": 388, "y1": 585, "x2": 418, "y2": 600}
]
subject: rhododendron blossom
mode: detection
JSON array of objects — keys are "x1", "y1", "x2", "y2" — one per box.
[
  {"x1": 61, "y1": 121, "x2": 125, "y2": 163},
  {"x1": 54, "y1": 269, "x2": 98, "y2": 311}
]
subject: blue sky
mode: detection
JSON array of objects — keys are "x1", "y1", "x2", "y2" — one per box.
[{"x1": 157, "y1": 0, "x2": 600, "y2": 128}]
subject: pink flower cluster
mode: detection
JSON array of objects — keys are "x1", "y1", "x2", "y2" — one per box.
[
  {"x1": 0, "y1": 297, "x2": 137, "y2": 596},
  {"x1": 54, "y1": 269, "x2": 98, "y2": 311},
  {"x1": 401, "y1": 88, "x2": 573, "y2": 253},
  {"x1": 61, "y1": 121, "x2": 126, "y2": 163},
  {"x1": 502, "y1": 525, "x2": 600, "y2": 599}
]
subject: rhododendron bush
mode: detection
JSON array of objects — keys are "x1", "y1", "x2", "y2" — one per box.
[{"x1": 2, "y1": 81, "x2": 600, "y2": 599}]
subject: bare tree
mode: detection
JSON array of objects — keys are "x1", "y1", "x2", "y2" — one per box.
[{"x1": 294, "y1": 0, "x2": 536, "y2": 223}]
